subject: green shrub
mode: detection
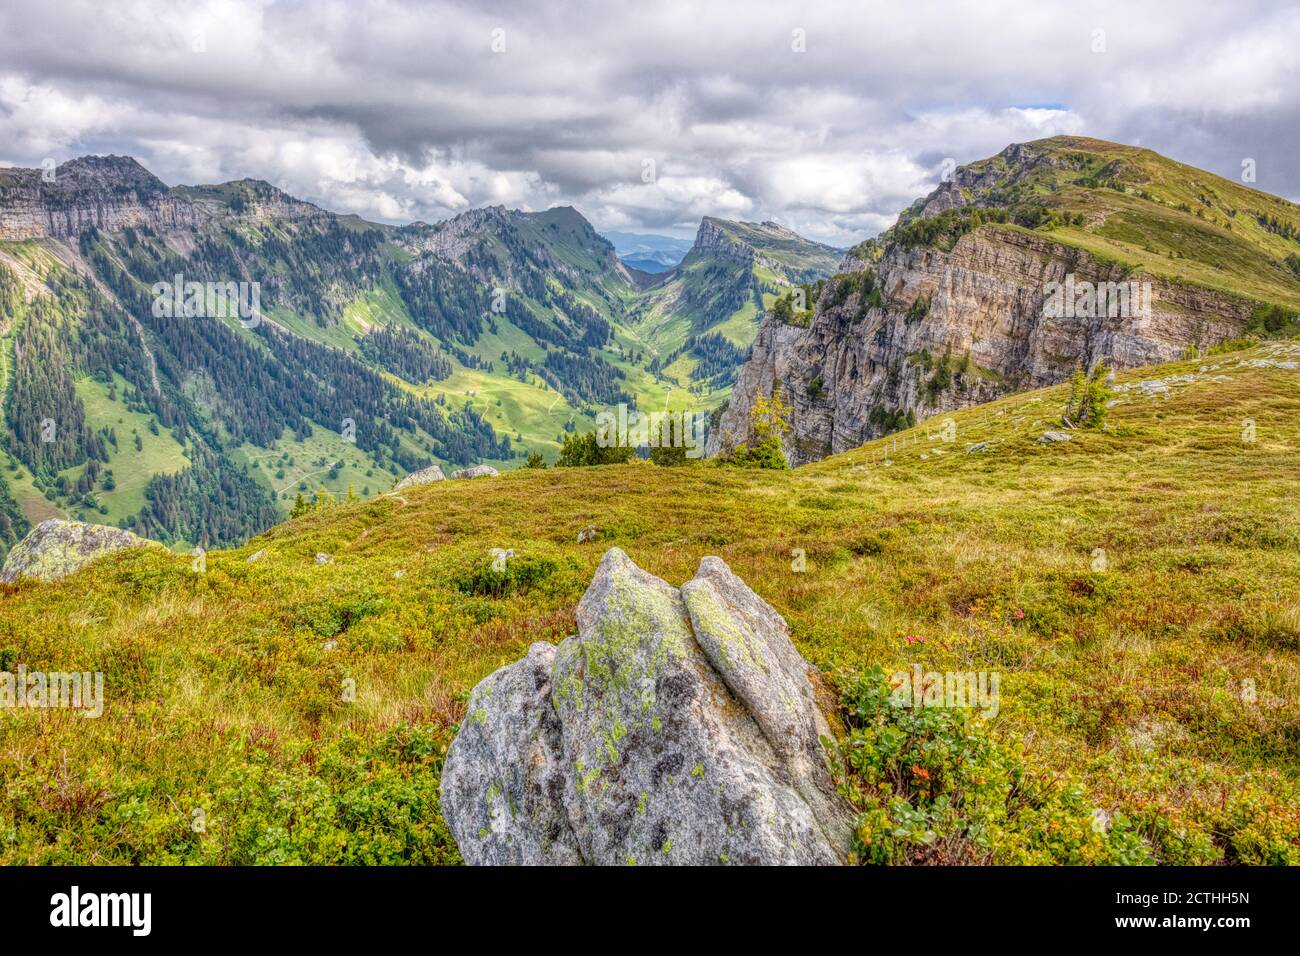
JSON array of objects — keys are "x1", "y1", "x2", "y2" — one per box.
[
  {"x1": 649, "y1": 443, "x2": 689, "y2": 466},
  {"x1": 1206, "y1": 337, "x2": 1259, "y2": 356},
  {"x1": 830, "y1": 666, "x2": 1156, "y2": 865},
  {"x1": 925, "y1": 348, "x2": 953, "y2": 399},
  {"x1": 557, "y1": 431, "x2": 635, "y2": 467},
  {"x1": 868, "y1": 405, "x2": 914, "y2": 435},
  {"x1": 907, "y1": 295, "x2": 931, "y2": 322},
  {"x1": 218, "y1": 726, "x2": 462, "y2": 865},
  {"x1": 451, "y1": 553, "x2": 558, "y2": 599},
  {"x1": 724, "y1": 389, "x2": 791, "y2": 469},
  {"x1": 1062, "y1": 360, "x2": 1113, "y2": 429},
  {"x1": 1246, "y1": 301, "x2": 1300, "y2": 338},
  {"x1": 771, "y1": 283, "x2": 819, "y2": 327}
]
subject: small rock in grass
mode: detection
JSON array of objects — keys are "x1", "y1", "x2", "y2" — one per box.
[
  {"x1": 452, "y1": 465, "x2": 499, "y2": 480},
  {"x1": 393, "y1": 464, "x2": 445, "y2": 491}
]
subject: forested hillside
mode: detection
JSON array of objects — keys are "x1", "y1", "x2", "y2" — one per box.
[{"x1": 0, "y1": 157, "x2": 836, "y2": 558}]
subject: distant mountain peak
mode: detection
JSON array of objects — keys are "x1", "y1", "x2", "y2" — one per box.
[
  {"x1": 691, "y1": 216, "x2": 758, "y2": 263},
  {"x1": 0, "y1": 153, "x2": 168, "y2": 198},
  {"x1": 685, "y1": 215, "x2": 840, "y2": 282}
]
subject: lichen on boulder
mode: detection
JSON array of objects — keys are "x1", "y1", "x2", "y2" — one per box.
[
  {"x1": 440, "y1": 547, "x2": 853, "y2": 865},
  {"x1": 0, "y1": 518, "x2": 161, "y2": 584}
]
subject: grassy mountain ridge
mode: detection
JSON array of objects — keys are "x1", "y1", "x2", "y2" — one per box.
[
  {"x1": 0, "y1": 340, "x2": 1295, "y2": 863},
  {"x1": 713, "y1": 135, "x2": 1300, "y2": 465},
  {"x1": 889, "y1": 135, "x2": 1300, "y2": 314}
]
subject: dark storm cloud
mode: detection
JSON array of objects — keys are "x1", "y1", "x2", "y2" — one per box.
[{"x1": 0, "y1": 0, "x2": 1295, "y2": 244}]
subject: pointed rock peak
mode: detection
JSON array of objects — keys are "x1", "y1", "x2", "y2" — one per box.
[
  {"x1": 575, "y1": 547, "x2": 693, "y2": 658},
  {"x1": 433, "y1": 203, "x2": 516, "y2": 237},
  {"x1": 220, "y1": 177, "x2": 295, "y2": 200},
  {"x1": 526, "y1": 205, "x2": 612, "y2": 248},
  {"x1": 536, "y1": 204, "x2": 585, "y2": 222},
  {"x1": 689, "y1": 216, "x2": 756, "y2": 263},
  {"x1": 694, "y1": 215, "x2": 736, "y2": 240},
  {"x1": 4, "y1": 154, "x2": 169, "y2": 196}
]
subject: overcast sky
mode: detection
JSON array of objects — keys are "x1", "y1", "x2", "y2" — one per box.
[{"x1": 1, "y1": 0, "x2": 1296, "y2": 246}]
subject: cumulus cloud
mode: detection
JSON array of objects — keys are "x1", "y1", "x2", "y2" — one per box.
[{"x1": 0, "y1": 0, "x2": 1295, "y2": 245}]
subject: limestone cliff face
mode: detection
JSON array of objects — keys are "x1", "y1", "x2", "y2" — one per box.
[
  {"x1": 0, "y1": 157, "x2": 323, "y2": 241},
  {"x1": 711, "y1": 226, "x2": 1253, "y2": 464},
  {"x1": 690, "y1": 216, "x2": 835, "y2": 281},
  {"x1": 692, "y1": 216, "x2": 758, "y2": 267},
  {"x1": 0, "y1": 156, "x2": 201, "y2": 240}
]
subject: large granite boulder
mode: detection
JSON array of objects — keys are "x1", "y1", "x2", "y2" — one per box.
[
  {"x1": 0, "y1": 519, "x2": 161, "y2": 584},
  {"x1": 440, "y1": 547, "x2": 853, "y2": 865},
  {"x1": 393, "y1": 464, "x2": 445, "y2": 491}
]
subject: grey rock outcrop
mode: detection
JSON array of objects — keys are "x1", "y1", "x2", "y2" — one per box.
[
  {"x1": 452, "y1": 465, "x2": 499, "y2": 480},
  {"x1": 393, "y1": 464, "x2": 445, "y2": 491},
  {"x1": 0, "y1": 519, "x2": 161, "y2": 583},
  {"x1": 441, "y1": 548, "x2": 853, "y2": 866},
  {"x1": 1039, "y1": 431, "x2": 1073, "y2": 444}
]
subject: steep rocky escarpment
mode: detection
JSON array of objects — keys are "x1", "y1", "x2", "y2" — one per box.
[
  {"x1": 440, "y1": 547, "x2": 853, "y2": 865},
  {"x1": 712, "y1": 138, "x2": 1287, "y2": 464},
  {"x1": 690, "y1": 215, "x2": 841, "y2": 285},
  {"x1": 691, "y1": 215, "x2": 759, "y2": 267}
]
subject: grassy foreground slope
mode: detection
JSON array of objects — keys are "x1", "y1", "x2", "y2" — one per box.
[{"x1": 0, "y1": 341, "x2": 1297, "y2": 864}]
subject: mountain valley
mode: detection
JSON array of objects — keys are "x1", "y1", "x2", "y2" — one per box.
[{"x1": 0, "y1": 158, "x2": 837, "y2": 555}]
